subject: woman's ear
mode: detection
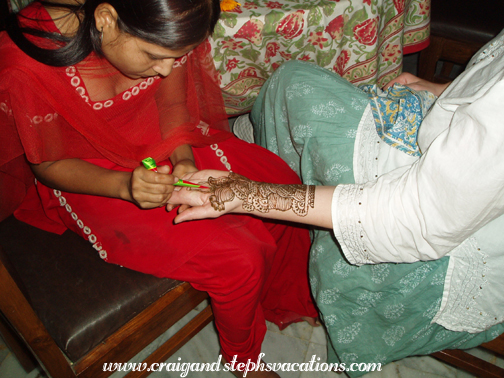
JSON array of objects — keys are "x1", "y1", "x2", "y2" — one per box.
[{"x1": 94, "y1": 3, "x2": 119, "y2": 34}]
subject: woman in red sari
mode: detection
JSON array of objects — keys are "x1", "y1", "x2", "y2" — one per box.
[{"x1": 0, "y1": 1, "x2": 318, "y2": 376}]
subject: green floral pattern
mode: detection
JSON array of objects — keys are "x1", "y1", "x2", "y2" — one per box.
[{"x1": 210, "y1": 0, "x2": 430, "y2": 114}]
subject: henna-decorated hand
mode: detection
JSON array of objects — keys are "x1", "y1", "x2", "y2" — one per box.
[{"x1": 168, "y1": 170, "x2": 316, "y2": 224}]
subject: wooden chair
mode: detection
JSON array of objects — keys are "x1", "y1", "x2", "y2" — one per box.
[
  {"x1": 431, "y1": 336, "x2": 504, "y2": 378},
  {"x1": 417, "y1": 0, "x2": 503, "y2": 83},
  {"x1": 0, "y1": 215, "x2": 213, "y2": 378}
]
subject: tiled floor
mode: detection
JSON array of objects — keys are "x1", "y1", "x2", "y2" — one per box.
[
  {"x1": 1, "y1": 301, "x2": 503, "y2": 378},
  {"x1": 1, "y1": 54, "x2": 502, "y2": 378}
]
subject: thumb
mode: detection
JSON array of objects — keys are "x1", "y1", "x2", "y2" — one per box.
[{"x1": 174, "y1": 207, "x2": 206, "y2": 223}]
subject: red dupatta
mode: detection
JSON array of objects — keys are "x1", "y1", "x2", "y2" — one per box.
[{"x1": 0, "y1": 3, "x2": 232, "y2": 221}]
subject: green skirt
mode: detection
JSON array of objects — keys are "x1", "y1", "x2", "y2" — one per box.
[{"x1": 251, "y1": 61, "x2": 504, "y2": 377}]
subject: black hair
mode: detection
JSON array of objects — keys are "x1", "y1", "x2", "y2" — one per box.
[{"x1": 5, "y1": 0, "x2": 221, "y2": 67}]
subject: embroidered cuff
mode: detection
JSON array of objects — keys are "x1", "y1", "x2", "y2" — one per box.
[{"x1": 332, "y1": 184, "x2": 375, "y2": 266}]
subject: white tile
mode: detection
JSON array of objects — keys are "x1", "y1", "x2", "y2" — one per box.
[
  {"x1": 299, "y1": 341, "x2": 481, "y2": 378},
  {"x1": 5, "y1": 307, "x2": 504, "y2": 378},
  {"x1": 25, "y1": 368, "x2": 44, "y2": 378},
  {"x1": 108, "y1": 306, "x2": 217, "y2": 378},
  {"x1": 309, "y1": 325, "x2": 328, "y2": 346},
  {"x1": 259, "y1": 330, "x2": 310, "y2": 378},
  {"x1": 0, "y1": 340, "x2": 9, "y2": 366},
  {"x1": 300, "y1": 342, "x2": 348, "y2": 378},
  {"x1": 0, "y1": 351, "x2": 33, "y2": 378},
  {"x1": 355, "y1": 355, "x2": 478, "y2": 378},
  {"x1": 149, "y1": 322, "x2": 227, "y2": 378}
]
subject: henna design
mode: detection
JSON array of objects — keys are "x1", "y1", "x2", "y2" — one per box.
[{"x1": 208, "y1": 172, "x2": 315, "y2": 217}]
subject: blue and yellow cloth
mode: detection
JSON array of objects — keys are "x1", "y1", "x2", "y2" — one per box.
[{"x1": 360, "y1": 83, "x2": 436, "y2": 157}]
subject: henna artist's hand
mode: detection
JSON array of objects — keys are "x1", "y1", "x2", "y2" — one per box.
[
  {"x1": 172, "y1": 159, "x2": 198, "y2": 178},
  {"x1": 130, "y1": 164, "x2": 179, "y2": 209},
  {"x1": 165, "y1": 159, "x2": 200, "y2": 212}
]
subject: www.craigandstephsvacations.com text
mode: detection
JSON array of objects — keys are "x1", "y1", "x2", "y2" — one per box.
[{"x1": 102, "y1": 353, "x2": 383, "y2": 377}]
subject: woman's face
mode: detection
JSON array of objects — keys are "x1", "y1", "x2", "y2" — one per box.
[{"x1": 101, "y1": 32, "x2": 196, "y2": 79}]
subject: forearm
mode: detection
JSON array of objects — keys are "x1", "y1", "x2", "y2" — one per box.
[
  {"x1": 170, "y1": 144, "x2": 195, "y2": 166},
  {"x1": 236, "y1": 186, "x2": 335, "y2": 228},
  {"x1": 208, "y1": 173, "x2": 335, "y2": 228},
  {"x1": 30, "y1": 159, "x2": 132, "y2": 201}
]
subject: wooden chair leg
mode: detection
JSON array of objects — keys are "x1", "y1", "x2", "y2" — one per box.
[
  {"x1": 432, "y1": 349, "x2": 504, "y2": 378},
  {"x1": 418, "y1": 35, "x2": 444, "y2": 82}
]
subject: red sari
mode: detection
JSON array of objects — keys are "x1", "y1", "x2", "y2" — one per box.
[{"x1": 0, "y1": 2, "x2": 317, "y2": 364}]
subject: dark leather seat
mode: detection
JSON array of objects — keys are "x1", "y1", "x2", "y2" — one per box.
[
  {"x1": 0, "y1": 215, "x2": 212, "y2": 378},
  {"x1": 0, "y1": 216, "x2": 180, "y2": 362}
]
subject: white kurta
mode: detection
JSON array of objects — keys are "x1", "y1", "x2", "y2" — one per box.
[{"x1": 332, "y1": 29, "x2": 504, "y2": 332}]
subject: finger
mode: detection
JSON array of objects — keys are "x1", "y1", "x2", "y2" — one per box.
[
  {"x1": 134, "y1": 190, "x2": 173, "y2": 207},
  {"x1": 133, "y1": 181, "x2": 173, "y2": 193},
  {"x1": 384, "y1": 72, "x2": 413, "y2": 89},
  {"x1": 174, "y1": 206, "x2": 216, "y2": 223},
  {"x1": 136, "y1": 199, "x2": 170, "y2": 209},
  {"x1": 135, "y1": 172, "x2": 177, "y2": 188},
  {"x1": 156, "y1": 165, "x2": 171, "y2": 174},
  {"x1": 166, "y1": 206, "x2": 178, "y2": 212},
  {"x1": 131, "y1": 186, "x2": 173, "y2": 206},
  {"x1": 383, "y1": 78, "x2": 402, "y2": 90},
  {"x1": 177, "y1": 204, "x2": 192, "y2": 213},
  {"x1": 169, "y1": 187, "x2": 208, "y2": 207}
]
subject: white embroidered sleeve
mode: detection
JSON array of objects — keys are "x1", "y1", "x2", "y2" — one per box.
[{"x1": 333, "y1": 80, "x2": 504, "y2": 265}]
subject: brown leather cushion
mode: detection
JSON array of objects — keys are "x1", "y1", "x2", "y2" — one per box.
[
  {"x1": 431, "y1": 0, "x2": 504, "y2": 45},
  {"x1": 0, "y1": 216, "x2": 182, "y2": 362}
]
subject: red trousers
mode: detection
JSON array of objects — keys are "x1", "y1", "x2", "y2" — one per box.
[
  {"x1": 17, "y1": 136, "x2": 318, "y2": 363},
  {"x1": 169, "y1": 216, "x2": 316, "y2": 363}
]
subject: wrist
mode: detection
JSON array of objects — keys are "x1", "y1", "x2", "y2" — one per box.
[
  {"x1": 117, "y1": 171, "x2": 134, "y2": 202},
  {"x1": 173, "y1": 159, "x2": 198, "y2": 175}
]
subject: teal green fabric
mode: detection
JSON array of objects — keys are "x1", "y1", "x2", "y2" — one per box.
[{"x1": 251, "y1": 61, "x2": 504, "y2": 377}]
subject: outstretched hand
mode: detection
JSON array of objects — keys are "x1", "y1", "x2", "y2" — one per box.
[
  {"x1": 167, "y1": 169, "x2": 236, "y2": 222},
  {"x1": 384, "y1": 72, "x2": 450, "y2": 97}
]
